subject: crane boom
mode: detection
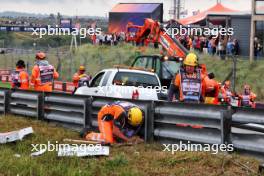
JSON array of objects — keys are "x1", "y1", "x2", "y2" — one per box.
[{"x1": 126, "y1": 18, "x2": 189, "y2": 58}]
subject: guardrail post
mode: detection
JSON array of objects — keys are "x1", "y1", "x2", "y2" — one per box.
[
  {"x1": 220, "y1": 109, "x2": 232, "y2": 145},
  {"x1": 37, "y1": 92, "x2": 44, "y2": 120},
  {"x1": 83, "y1": 97, "x2": 92, "y2": 128},
  {"x1": 3, "y1": 90, "x2": 10, "y2": 115},
  {"x1": 144, "y1": 101, "x2": 154, "y2": 142},
  {"x1": 259, "y1": 163, "x2": 264, "y2": 175}
]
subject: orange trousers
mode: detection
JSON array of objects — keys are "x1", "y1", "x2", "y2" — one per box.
[{"x1": 85, "y1": 117, "x2": 115, "y2": 144}]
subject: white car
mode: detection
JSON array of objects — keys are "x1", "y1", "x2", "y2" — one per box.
[{"x1": 75, "y1": 68, "x2": 166, "y2": 100}]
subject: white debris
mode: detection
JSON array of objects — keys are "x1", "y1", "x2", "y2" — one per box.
[
  {"x1": 14, "y1": 154, "x2": 21, "y2": 158},
  {"x1": 0, "y1": 127, "x2": 33, "y2": 144},
  {"x1": 31, "y1": 149, "x2": 46, "y2": 157},
  {"x1": 58, "y1": 145, "x2": 109, "y2": 157}
]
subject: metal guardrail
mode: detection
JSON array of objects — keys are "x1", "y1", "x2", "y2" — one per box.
[
  {"x1": 153, "y1": 102, "x2": 228, "y2": 145},
  {"x1": 0, "y1": 88, "x2": 263, "y2": 159},
  {"x1": 9, "y1": 90, "x2": 40, "y2": 117},
  {"x1": 0, "y1": 89, "x2": 8, "y2": 114},
  {"x1": 43, "y1": 92, "x2": 91, "y2": 131}
]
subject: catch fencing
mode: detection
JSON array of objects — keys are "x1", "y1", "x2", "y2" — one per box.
[{"x1": 0, "y1": 88, "x2": 263, "y2": 158}]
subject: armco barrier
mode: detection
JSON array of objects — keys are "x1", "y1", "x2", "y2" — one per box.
[
  {"x1": 153, "y1": 102, "x2": 228, "y2": 145},
  {"x1": 232, "y1": 107, "x2": 264, "y2": 125},
  {"x1": 0, "y1": 88, "x2": 263, "y2": 158},
  {"x1": 43, "y1": 92, "x2": 91, "y2": 131},
  {"x1": 230, "y1": 107, "x2": 264, "y2": 156},
  {"x1": 0, "y1": 89, "x2": 8, "y2": 114},
  {"x1": 9, "y1": 90, "x2": 41, "y2": 118}
]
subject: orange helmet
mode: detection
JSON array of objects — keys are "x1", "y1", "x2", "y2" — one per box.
[
  {"x1": 36, "y1": 52, "x2": 46, "y2": 60},
  {"x1": 79, "y1": 65, "x2": 85, "y2": 71},
  {"x1": 224, "y1": 80, "x2": 230, "y2": 87},
  {"x1": 244, "y1": 84, "x2": 251, "y2": 90}
]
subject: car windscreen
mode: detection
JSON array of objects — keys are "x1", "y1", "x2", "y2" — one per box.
[
  {"x1": 162, "y1": 60, "x2": 181, "y2": 79},
  {"x1": 112, "y1": 72, "x2": 159, "y2": 88}
]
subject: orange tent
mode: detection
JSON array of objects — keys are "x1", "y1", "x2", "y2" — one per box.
[{"x1": 179, "y1": 3, "x2": 238, "y2": 25}]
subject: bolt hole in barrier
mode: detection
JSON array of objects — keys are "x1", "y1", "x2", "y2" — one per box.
[{"x1": 0, "y1": 88, "x2": 263, "y2": 159}]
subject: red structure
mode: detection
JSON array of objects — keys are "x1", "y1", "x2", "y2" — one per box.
[{"x1": 179, "y1": 3, "x2": 238, "y2": 25}]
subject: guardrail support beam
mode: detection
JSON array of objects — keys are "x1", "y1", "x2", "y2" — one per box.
[
  {"x1": 37, "y1": 93, "x2": 44, "y2": 120},
  {"x1": 145, "y1": 101, "x2": 154, "y2": 142},
  {"x1": 259, "y1": 163, "x2": 264, "y2": 175},
  {"x1": 3, "y1": 90, "x2": 10, "y2": 115},
  {"x1": 220, "y1": 109, "x2": 232, "y2": 145},
  {"x1": 84, "y1": 97, "x2": 92, "y2": 128}
]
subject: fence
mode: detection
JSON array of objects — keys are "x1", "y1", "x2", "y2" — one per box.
[{"x1": 0, "y1": 88, "x2": 263, "y2": 159}]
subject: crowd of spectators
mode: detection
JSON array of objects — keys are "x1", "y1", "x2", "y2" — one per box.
[
  {"x1": 179, "y1": 35, "x2": 240, "y2": 59},
  {"x1": 0, "y1": 17, "x2": 47, "y2": 27},
  {"x1": 92, "y1": 32, "x2": 125, "y2": 46}
]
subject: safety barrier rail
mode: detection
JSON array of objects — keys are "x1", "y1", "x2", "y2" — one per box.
[
  {"x1": 0, "y1": 88, "x2": 263, "y2": 159},
  {"x1": 153, "y1": 102, "x2": 228, "y2": 144},
  {"x1": 42, "y1": 93, "x2": 91, "y2": 131}
]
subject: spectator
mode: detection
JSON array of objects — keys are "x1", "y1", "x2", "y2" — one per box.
[
  {"x1": 227, "y1": 38, "x2": 234, "y2": 56},
  {"x1": 254, "y1": 37, "x2": 263, "y2": 59},
  {"x1": 233, "y1": 39, "x2": 239, "y2": 56},
  {"x1": 218, "y1": 38, "x2": 225, "y2": 60},
  {"x1": 209, "y1": 38, "x2": 216, "y2": 56},
  {"x1": 187, "y1": 36, "x2": 193, "y2": 50}
]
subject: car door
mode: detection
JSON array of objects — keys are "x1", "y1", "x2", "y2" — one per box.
[{"x1": 88, "y1": 71, "x2": 106, "y2": 96}]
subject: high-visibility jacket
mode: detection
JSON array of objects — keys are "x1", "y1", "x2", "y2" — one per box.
[
  {"x1": 86, "y1": 101, "x2": 142, "y2": 143},
  {"x1": 11, "y1": 68, "x2": 29, "y2": 90},
  {"x1": 239, "y1": 92, "x2": 257, "y2": 108},
  {"x1": 204, "y1": 76, "x2": 219, "y2": 105},
  {"x1": 72, "y1": 73, "x2": 91, "y2": 88},
  {"x1": 174, "y1": 68, "x2": 206, "y2": 102},
  {"x1": 221, "y1": 86, "x2": 233, "y2": 103},
  {"x1": 30, "y1": 60, "x2": 59, "y2": 92}
]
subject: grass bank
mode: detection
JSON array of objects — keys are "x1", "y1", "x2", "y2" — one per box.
[{"x1": 0, "y1": 115, "x2": 261, "y2": 176}]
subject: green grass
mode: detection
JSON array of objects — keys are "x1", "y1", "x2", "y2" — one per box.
[
  {"x1": 0, "y1": 115, "x2": 261, "y2": 176},
  {"x1": 0, "y1": 81, "x2": 11, "y2": 88}
]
